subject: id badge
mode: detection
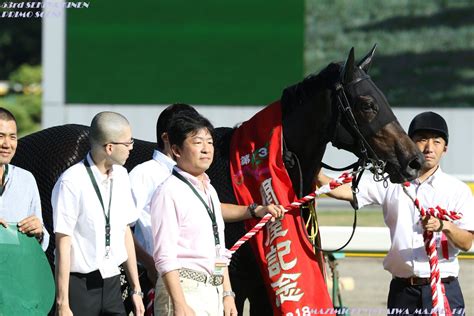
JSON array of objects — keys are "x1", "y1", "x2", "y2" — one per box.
[
  {"x1": 214, "y1": 245, "x2": 226, "y2": 276},
  {"x1": 214, "y1": 258, "x2": 227, "y2": 276}
]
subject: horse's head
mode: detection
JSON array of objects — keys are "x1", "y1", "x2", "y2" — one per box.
[
  {"x1": 330, "y1": 46, "x2": 423, "y2": 183},
  {"x1": 282, "y1": 46, "x2": 423, "y2": 190}
]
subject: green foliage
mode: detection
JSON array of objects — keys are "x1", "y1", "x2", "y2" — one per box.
[
  {"x1": 0, "y1": 9, "x2": 41, "y2": 79},
  {"x1": 9, "y1": 64, "x2": 42, "y2": 88},
  {"x1": 0, "y1": 94, "x2": 41, "y2": 136},
  {"x1": 0, "y1": 63, "x2": 42, "y2": 136},
  {"x1": 306, "y1": 0, "x2": 474, "y2": 107}
]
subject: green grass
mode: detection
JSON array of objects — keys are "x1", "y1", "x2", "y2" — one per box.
[{"x1": 316, "y1": 209, "x2": 385, "y2": 227}]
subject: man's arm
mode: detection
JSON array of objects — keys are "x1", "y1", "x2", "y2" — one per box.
[
  {"x1": 55, "y1": 233, "x2": 73, "y2": 316},
  {"x1": 221, "y1": 203, "x2": 285, "y2": 222},
  {"x1": 315, "y1": 170, "x2": 354, "y2": 202},
  {"x1": 133, "y1": 234, "x2": 157, "y2": 287},
  {"x1": 222, "y1": 267, "x2": 237, "y2": 316},
  {"x1": 162, "y1": 270, "x2": 195, "y2": 316},
  {"x1": 123, "y1": 226, "x2": 145, "y2": 316}
]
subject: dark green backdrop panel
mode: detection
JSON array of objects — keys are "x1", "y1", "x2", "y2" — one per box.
[{"x1": 66, "y1": 0, "x2": 304, "y2": 105}]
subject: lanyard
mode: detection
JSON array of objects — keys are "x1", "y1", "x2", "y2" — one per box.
[
  {"x1": 172, "y1": 169, "x2": 220, "y2": 246},
  {"x1": 84, "y1": 158, "x2": 113, "y2": 257},
  {"x1": 0, "y1": 164, "x2": 9, "y2": 196}
]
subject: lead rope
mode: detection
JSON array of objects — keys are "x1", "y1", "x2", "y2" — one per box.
[
  {"x1": 229, "y1": 172, "x2": 353, "y2": 254},
  {"x1": 402, "y1": 182, "x2": 462, "y2": 316}
]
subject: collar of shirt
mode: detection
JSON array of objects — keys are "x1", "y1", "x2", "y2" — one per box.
[
  {"x1": 1, "y1": 164, "x2": 11, "y2": 194},
  {"x1": 86, "y1": 152, "x2": 114, "y2": 186},
  {"x1": 413, "y1": 166, "x2": 444, "y2": 188},
  {"x1": 2, "y1": 164, "x2": 11, "y2": 184},
  {"x1": 153, "y1": 150, "x2": 176, "y2": 171},
  {"x1": 174, "y1": 166, "x2": 211, "y2": 192}
]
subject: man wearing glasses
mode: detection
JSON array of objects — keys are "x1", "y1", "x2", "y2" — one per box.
[{"x1": 52, "y1": 111, "x2": 144, "y2": 316}]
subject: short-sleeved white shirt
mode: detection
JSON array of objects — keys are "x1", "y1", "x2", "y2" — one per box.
[
  {"x1": 129, "y1": 150, "x2": 175, "y2": 255},
  {"x1": 0, "y1": 164, "x2": 49, "y2": 251},
  {"x1": 52, "y1": 153, "x2": 138, "y2": 278},
  {"x1": 356, "y1": 167, "x2": 474, "y2": 278}
]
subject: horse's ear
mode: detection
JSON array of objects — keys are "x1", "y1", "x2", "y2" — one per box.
[
  {"x1": 341, "y1": 47, "x2": 355, "y2": 84},
  {"x1": 357, "y1": 44, "x2": 377, "y2": 73}
]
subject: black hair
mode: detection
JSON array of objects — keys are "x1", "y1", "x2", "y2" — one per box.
[
  {"x1": 156, "y1": 103, "x2": 198, "y2": 149},
  {"x1": 167, "y1": 111, "x2": 214, "y2": 148},
  {"x1": 0, "y1": 107, "x2": 17, "y2": 124}
]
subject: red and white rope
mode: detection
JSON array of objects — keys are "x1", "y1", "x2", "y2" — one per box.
[
  {"x1": 403, "y1": 182, "x2": 462, "y2": 316},
  {"x1": 229, "y1": 172, "x2": 354, "y2": 253}
]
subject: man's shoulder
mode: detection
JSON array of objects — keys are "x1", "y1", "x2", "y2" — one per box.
[
  {"x1": 158, "y1": 173, "x2": 185, "y2": 192},
  {"x1": 436, "y1": 171, "x2": 469, "y2": 190},
  {"x1": 57, "y1": 161, "x2": 87, "y2": 181},
  {"x1": 129, "y1": 159, "x2": 172, "y2": 183},
  {"x1": 130, "y1": 158, "x2": 169, "y2": 174},
  {"x1": 8, "y1": 164, "x2": 36, "y2": 182}
]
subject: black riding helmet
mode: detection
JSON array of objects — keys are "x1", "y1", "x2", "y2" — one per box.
[{"x1": 408, "y1": 111, "x2": 449, "y2": 144}]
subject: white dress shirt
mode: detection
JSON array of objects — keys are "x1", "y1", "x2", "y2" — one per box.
[
  {"x1": 0, "y1": 164, "x2": 49, "y2": 251},
  {"x1": 356, "y1": 167, "x2": 474, "y2": 278},
  {"x1": 129, "y1": 150, "x2": 175, "y2": 255},
  {"x1": 52, "y1": 153, "x2": 138, "y2": 278}
]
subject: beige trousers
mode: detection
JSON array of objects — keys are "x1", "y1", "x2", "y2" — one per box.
[{"x1": 154, "y1": 275, "x2": 223, "y2": 316}]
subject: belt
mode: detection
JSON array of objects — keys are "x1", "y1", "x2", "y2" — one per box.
[
  {"x1": 179, "y1": 268, "x2": 223, "y2": 286},
  {"x1": 395, "y1": 276, "x2": 457, "y2": 286}
]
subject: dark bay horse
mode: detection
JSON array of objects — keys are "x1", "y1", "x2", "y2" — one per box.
[{"x1": 12, "y1": 46, "x2": 422, "y2": 315}]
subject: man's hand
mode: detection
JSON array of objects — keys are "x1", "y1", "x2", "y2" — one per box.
[
  {"x1": 0, "y1": 218, "x2": 7, "y2": 228},
  {"x1": 173, "y1": 303, "x2": 196, "y2": 316},
  {"x1": 17, "y1": 215, "x2": 43, "y2": 238},
  {"x1": 421, "y1": 215, "x2": 443, "y2": 232},
  {"x1": 131, "y1": 293, "x2": 145, "y2": 316},
  {"x1": 224, "y1": 296, "x2": 238, "y2": 316},
  {"x1": 56, "y1": 303, "x2": 73, "y2": 316},
  {"x1": 254, "y1": 204, "x2": 286, "y2": 222}
]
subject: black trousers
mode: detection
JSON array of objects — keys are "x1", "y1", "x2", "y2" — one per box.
[
  {"x1": 69, "y1": 270, "x2": 126, "y2": 316},
  {"x1": 387, "y1": 277, "x2": 465, "y2": 315}
]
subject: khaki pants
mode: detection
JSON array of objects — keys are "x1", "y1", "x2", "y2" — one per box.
[{"x1": 154, "y1": 274, "x2": 223, "y2": 316}]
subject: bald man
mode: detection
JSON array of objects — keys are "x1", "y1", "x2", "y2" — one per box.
[{"x1": 52, "y1": 112, "x2": 144, "y2": 316}]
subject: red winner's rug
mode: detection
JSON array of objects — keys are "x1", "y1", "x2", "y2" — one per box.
[{"x1": 229, "y1": 101, "x2": 334, "y2": 315}]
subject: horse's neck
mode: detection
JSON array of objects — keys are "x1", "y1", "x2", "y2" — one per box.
[{"x1": 282, "y1": 89, "x2": 334, "y2": 196}]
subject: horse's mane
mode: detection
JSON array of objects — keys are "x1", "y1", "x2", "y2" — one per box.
[{"x1": 281, "y1": 62, "x2": 341, "y2": 117}]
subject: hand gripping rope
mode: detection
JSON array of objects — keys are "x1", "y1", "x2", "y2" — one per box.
[
  {"x1": 229, "y1": 172, "x2": 353, "y2": 254},
  {"x1": 402, "y1": 182, "x2": 462, "y2": 316}
]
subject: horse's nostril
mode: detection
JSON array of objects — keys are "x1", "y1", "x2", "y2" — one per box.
[{"x1": 408, "y1": 156, "x2": 422, "y2": 171}]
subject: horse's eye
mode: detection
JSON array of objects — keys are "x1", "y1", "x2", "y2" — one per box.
[{"x1": 356, "y1": 97, "x2": 378, "y2": 113}]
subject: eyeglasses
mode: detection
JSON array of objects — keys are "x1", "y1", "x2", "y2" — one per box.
[{"x1": 104, "y1": 138, "x2": 135, "y2": 147}]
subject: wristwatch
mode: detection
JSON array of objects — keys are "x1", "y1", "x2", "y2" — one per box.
[
  {"x1": 247, "y1": 203, "x2": 259, "y2": 219},
  {"x1": 223, "y1": 290, "x2": 236, "y2": 298},
  {"x1": 129, "y1": 289, "x2": 144, "y2": 298}
]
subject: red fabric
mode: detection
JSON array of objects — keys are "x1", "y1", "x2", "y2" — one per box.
[{"x1": 229, "y1": 101, "x2": 334, "y2": 315}]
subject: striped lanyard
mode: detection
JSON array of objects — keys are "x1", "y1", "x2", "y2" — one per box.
[
  {"x1": 172, "y1": 169, "x2": 220, "y2": 247},
  {"x1": 0, "y1": 164, "x2": 9, "y2": 196},
  {"x1": 84, "y1": 158, "x2": 113, "y2": 258}
]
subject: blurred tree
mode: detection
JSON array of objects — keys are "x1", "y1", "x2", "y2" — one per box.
[{"x1": 0, "y1": 18, "x2": 41, "y2": 79}]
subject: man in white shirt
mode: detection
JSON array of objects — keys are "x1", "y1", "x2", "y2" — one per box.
[
  {"x1": 317, "y1": 111, "x2": 473, "y2": 315},
  {"x1": 53, "y1": 112, "x2": 144, "y2": 316},
  {"x1": 130, "y1": 104, "x2": 285, "y2": 312},
  {"x1": 0, "y1": 107, "x2": 48, "y2": 250}
]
